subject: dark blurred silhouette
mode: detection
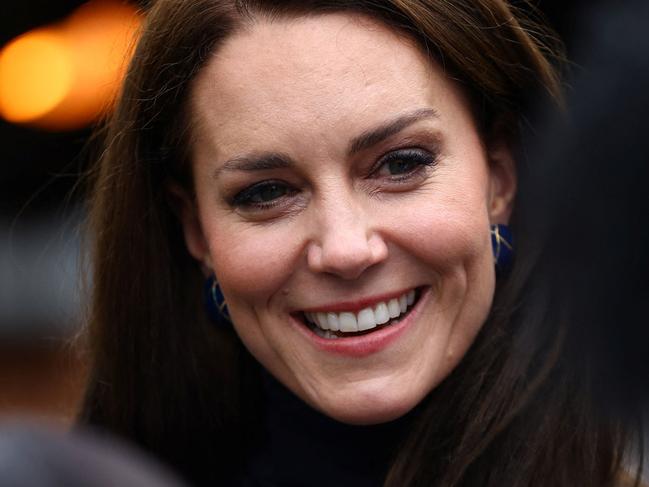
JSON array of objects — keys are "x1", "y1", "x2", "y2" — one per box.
[
  {"x1": 517, "y1": 0, "x2": 649, "y2": 416},
  {"x1": 0, "y1": 423, "x2": 188, "y2": 487}
]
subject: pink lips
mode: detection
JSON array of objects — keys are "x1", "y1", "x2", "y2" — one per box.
[{"x1": 291, "y1": 287, "x2": 428, "y2": 358}]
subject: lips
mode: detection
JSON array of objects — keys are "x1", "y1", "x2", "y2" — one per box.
[{"x1": 299, "y1": 288, "x2": 420, "y2": 339}]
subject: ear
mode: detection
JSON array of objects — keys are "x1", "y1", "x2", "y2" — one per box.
[
  {"x1": 486, "y1": 138, "x2": 517, "y2": 224},
  {"x1": 167, "y1": 183, "x2": 213, "y2": 273}
]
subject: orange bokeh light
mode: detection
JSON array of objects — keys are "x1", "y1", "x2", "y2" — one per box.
[
  {"x1": 0, "y1": 0, "x2": 141, "y2": 131},
  {"x1": 0, "y1": 30, "x2": 73, "y2": 123}
]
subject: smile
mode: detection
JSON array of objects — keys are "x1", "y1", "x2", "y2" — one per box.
[{"x1": 300, "y1": 288, "x2": 420, "y2": 339}]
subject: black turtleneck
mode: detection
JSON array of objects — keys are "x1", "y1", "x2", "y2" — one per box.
[{"x1": 237, "y1": 370, "x2": 417, "y2": 487}]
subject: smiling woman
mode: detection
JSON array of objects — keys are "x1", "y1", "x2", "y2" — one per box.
[
  {"x1": 79, "y1": 1, "x2": 637, "y2": 486},
  {"x1": 180, "y1": 15, "x2": 513, "y2": 426}
]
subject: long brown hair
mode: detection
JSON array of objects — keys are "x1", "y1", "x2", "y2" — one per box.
[{"x1": 80, "y1": 1, "x2": 633, "y2": 485}]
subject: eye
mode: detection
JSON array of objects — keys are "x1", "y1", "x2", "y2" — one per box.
[
  {"x1": 372, "y1": 148, "x2": 438, "y2": 180},
  {"x1": 232, "y1": 180, "x2": 295, "y2": 208}
]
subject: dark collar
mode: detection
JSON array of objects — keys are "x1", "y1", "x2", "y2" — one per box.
[{"x1": 240, "y1": 370, "x2": 416, "y2": 487}]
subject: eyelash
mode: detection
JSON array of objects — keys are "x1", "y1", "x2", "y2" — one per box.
[
  {"x1": 230, "y1": 147, "x2": 438, "y2": 210},
  {"x1": 369, "y1": 147, "x2": 438, "y2": 182},
  {"x1": 231, "y1": 180, "x2": 297, "y2": 210}
]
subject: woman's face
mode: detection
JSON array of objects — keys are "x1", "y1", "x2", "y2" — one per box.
[{"x1": 183, "y1": 14, "x2": 515, "y2": 424}]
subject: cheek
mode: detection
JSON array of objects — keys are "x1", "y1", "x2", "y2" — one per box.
[
  {"x1": 392, "y1": 193, "x2": 495, "y2": 377},
  {"x1": 413, "y1": 212, "x2": 484, "y2": 266},
  {"x1": 202, "y1": 219, "x2": 303, "y2": 305},
  {"x1": 386, "y1": 183, "x2": 491, "y2": 274}
]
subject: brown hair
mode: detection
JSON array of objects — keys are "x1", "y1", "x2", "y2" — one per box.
[{"x1": 80, "y1": 1, "x2": 633, "y2": 485}]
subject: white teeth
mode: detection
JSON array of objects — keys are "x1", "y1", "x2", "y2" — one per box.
[
  {"x1": 316, "y1": 312, "x2": 329, "y2": 330},
  {"x1": 374, "y1": 302, "x2": 390, "y2": 325},
  {"x1": 399, "y1": 295, "x2": 407, "y2": 313},
  {"x1": 357, "y1": 308, "x2": 376, "y2": 331},
  {"x1": 305, "y1": 289, "x2": 419, "y2": 337},
  {"x1": 339, "y1": 312, "x2": 358, "y2": 332},
  {"x1": 313, "y1": 327, "x2": 339, "y2": 339},
  {"x1": 388, "y1": 299, "x2": 400, "y2": 319},
  {"x1": 327, "y1": 312, "x2": 340, "y2": 331}
]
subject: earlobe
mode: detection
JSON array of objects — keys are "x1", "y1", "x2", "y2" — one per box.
[
  {"x1": 487, "y1": 139, "x2": 517, "y2": 223},
  {"x1": 167, "y1": 183, "x2": 211, "y2": 270}
]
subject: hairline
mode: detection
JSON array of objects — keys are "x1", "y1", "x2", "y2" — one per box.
[{"x1": 181, "y1": 9, "x2": 472, "y2": 189}]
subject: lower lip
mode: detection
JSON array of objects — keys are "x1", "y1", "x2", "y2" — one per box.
[{"x1": 291, "y1": 287, "x2": 429, "y2": 358}]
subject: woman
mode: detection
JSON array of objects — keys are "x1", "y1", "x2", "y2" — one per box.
[{"x1": 79, "y1": 1, "x2": 638, "y2": 485}]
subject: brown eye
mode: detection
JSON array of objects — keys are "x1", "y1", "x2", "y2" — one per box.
[
  {"x1": 232, "y1": 180, "x2": 295, "y2": 208},
  {"x1": 249, "y1": 183, "x2": 289, "y2": 203},
  {"x1": 373, "y1": 148, "x2": 437, "y2": 179},
  {"x1": 386, "y1": 158, "x2": 418, "y2": 175}
]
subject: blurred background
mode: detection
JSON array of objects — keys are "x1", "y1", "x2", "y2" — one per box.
[
  {"x1": 1, "y1": 0, "x2": 142, "y2": 424},
  {"x1": 0, "y1": 0, "x2": 590, "y2": 425}
]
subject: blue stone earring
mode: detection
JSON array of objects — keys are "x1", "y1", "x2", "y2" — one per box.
[
  {"x1": 204, "y1": 275, "x2": 231, "y2": 326},
  {"x1": 490, "y1": 224, "x2": 514, "y2": 272}
]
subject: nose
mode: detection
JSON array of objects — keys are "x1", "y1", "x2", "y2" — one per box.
[{"x1": 307, "y1": 198, "x2": 388, "y2": 280}]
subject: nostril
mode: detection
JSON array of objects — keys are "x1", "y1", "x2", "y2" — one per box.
[
  {"x1": 307, "y1": 232, "x2": 388, "y2": 279},
  {"x1": 368, "y1": 233, "x2": 388, "y2": 262}
]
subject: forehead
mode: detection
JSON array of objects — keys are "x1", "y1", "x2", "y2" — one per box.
[{"x1": 189, "y1": 13, "x2": 466, "y2": 154}]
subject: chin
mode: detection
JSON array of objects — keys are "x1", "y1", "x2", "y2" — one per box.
[{"x1": 310, "y1": 383, "x2": 427, "y2": 426}]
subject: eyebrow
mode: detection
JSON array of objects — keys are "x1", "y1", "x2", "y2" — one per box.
[
  {"x1": 213, "y1": 107, "x2": 439, "y2": 177},
  {"x1": 347, "y1": 107, "x2": 439, "y2": 156},
  {"x1": 215, "y1": 152, "x2": 292, "y2": 177}
]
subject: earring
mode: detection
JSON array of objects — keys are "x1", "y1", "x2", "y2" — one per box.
[
  {"x1": 491, "y1": 224, "x2": 513, "y2": 272},
  {"x1": 204, "y1": 275, "x2": 232, "y2": 326}
]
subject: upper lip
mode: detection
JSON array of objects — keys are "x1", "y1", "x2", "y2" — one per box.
[{"x1": 297, "y1": 287, "x2": 419, "y2": 314}]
